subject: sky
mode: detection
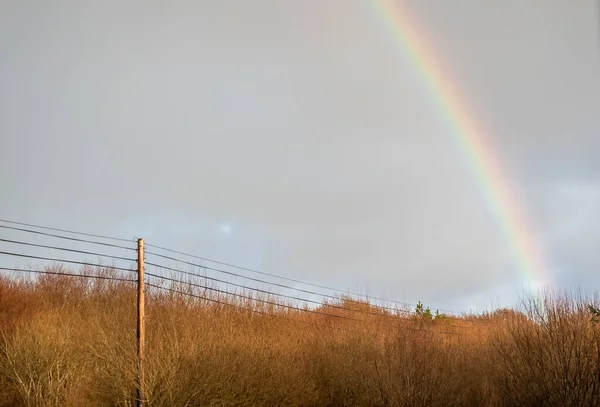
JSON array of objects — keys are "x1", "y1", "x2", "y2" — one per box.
[{"x1": 1, "y1": 0, "x2": 599, "y2": 313}]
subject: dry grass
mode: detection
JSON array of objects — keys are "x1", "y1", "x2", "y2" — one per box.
[{"x1": 1, "y1": 267, "x2": 600, "y2": 406}]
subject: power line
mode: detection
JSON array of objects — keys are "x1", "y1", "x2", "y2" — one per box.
[
  {"x1": 0, "y1": 218, "x2": 133, "y2": 242},
  {"x1": 145, "y1": 260, "x2": 411, "y2": 319},
  {"x1": 0, "y1": 265, "x2": 458, "y2": 335},
  {"x1": 144, "y1": 245, "x2": 363, "y2": 295},
  {"x1": 144, "y1": 255, "x2": 413, "y2": 316},
  {"x1": 145, "y1": 245, "x2": 458, "y2": 315},
  {"x1": 144, "y1": 271, "x2": 358, "y2": 322},
  {"x1": 0, "y1": 251, "x2": 135, "y2": 273},
  {"x1": 0, "y1": 238, "x2": 137, "y2": 263},
  {"x1": 0, "y1": 219, "x2": 461, "y2": 314},
  {"x1": 0, "y1": 266, "x2": 136, "y2": 282},
  {"x1": 145, "y1": 260, "x2": 467, "y2": 330},
  {"x1": 0, "y1": 219, "x2": 458, "y2": 314},
  {"x1": 144, "y1": 281, "x2": 347, "y2": 331},
  {"x1": 145, "y1": 280, "x2": 459, "y2": 336},
  {"x1": 0, "y1": 225, "x2": 136, "y2": 251}
]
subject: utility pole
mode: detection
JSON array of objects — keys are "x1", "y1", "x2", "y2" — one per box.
[{"x1": 136, "y1": 238, "x2": 145, "y2": 407}]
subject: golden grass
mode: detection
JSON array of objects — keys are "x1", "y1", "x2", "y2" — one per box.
[{"x1": 1, "y1": 266, "x2": 600, "y2": 406}]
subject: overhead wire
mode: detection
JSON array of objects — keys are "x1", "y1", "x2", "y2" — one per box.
[
  {"x1": 145, "y1": 245, "x2": 459, "y2": 315},
  {"x1": 0, "y1": 225, "x2": 136, "y2": 251},
  {"x1": 144, "y1": 281, "x2": 348, "y2": 331},
  {"x1": 145, "y1": 260, "x2": 412, "y2": 319},
  {"x1": 144, "y1": 280, "x2": 459, "y2": 335},
  {"x1": 0, "y1": 238, "x2": 137, "y2": 263},
  {"x1": 0, "y1": 218, "x2": 465, "y2": 323},
  {"x1": 0, "y1": 251, "x2": 135, "y2": 273},
  {"x1": 144, "y1": 254, "x2": 415, "y2": 316},
  {"x1": 0, "y1": 266, "x2": 136, "y2": 282},
  {"x1": 145, "y1": 260, "x2": 468, "y2": 330},
  {"x1": 0, "y1": 218, "x2": 133, "y2": 242},
  {"x1": 144, "y1": 271, "x2": 358, "y2": 321},
  {"x1": 0, "y1": 229, "x2": 463, "y2": 334}
]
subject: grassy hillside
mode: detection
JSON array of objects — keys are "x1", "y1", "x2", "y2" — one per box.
[{"x1": 1, "y1": 266, "x2": 599, "y2": 406}]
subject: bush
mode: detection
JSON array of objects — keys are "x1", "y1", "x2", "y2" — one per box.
[{"x1": 2, "y1": 267, "x2": 600, "y2": 406}]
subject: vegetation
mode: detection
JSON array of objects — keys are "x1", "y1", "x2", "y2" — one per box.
[{"x1": 1, "y1": 266, "x2": 600, "y2": 406}]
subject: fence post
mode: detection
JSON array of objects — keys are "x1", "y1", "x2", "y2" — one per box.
[{"x1": 137, "y1": 238, "x2": 145, "y2": 407}]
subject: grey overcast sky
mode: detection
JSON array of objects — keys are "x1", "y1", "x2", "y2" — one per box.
[{"x1": 1, "y1": 0, "x2": 599, "y2": 312}]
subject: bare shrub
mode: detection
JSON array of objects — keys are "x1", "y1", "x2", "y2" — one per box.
[
  {"x1": 3, "y1": 266, "x2": 600, "y2": 406},
  {"x1": 491, "y1": 289, "x2": 600, "y2": 406},
  {"x1": 0, "y1": 311, "x2": 83, "y2": 406}
]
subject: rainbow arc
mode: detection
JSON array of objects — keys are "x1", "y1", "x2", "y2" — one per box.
[{"x1": 371, "y1": 0, "x2": 549, "y2": 285}]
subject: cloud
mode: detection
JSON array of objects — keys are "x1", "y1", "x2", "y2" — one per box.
[
  {"x1": 527, "y1": 182, "x2": 600, "y2": 287},
  {"x1": 1, "y1": 0, "x2": 599, "y2": 311}
]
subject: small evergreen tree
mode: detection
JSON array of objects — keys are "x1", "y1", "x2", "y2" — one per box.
[
  {"x1": 589, "y1": 304, "x2": 600, "y2": 323},
  {"x1": 415, "y1": 301, "x2": 447, "y2": 321}
]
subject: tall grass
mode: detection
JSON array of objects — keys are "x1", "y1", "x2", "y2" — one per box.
[{"x1": 1, "y1": 266, "x2": 599, "y2": 406}]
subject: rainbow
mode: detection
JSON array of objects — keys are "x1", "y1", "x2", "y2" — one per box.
[{"x1": 370, "y1": 0, "x2": 550, "y2": 285}]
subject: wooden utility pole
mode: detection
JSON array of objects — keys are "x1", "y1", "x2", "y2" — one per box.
[{"x1": 136, "y1": 238, "x2": 145, "y2": 407}]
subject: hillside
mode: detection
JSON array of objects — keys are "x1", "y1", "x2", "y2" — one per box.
[{"x1": 1, "y1": 266, "x2": 599, "y2": 406}]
